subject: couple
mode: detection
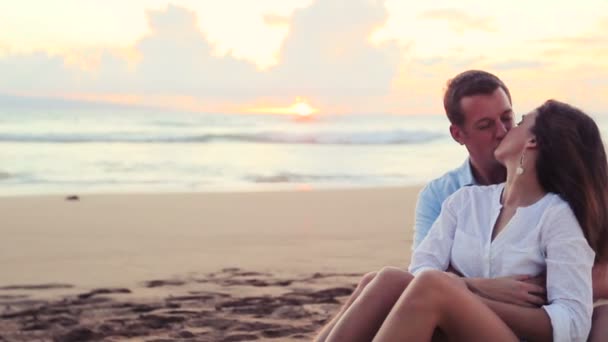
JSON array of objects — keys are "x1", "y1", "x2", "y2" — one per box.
[{"x1": 315, "y1": 70, "x2": 608, "y2": 341}]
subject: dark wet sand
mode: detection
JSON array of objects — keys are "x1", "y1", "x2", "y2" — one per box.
[{"x1": 0, "y1": 268, "x2": 361, "y2": 341}]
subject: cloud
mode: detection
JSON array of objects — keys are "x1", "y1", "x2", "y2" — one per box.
[
  {"x1": 489, "y1": 59, "x2": 546, "y2": 71},
  {"x1": 538, "y1": 38, "x2": 608, "y2": 62},
  {"x1": 263, "y1": 13, "x2": 290, "y2": 27},
  {"x1": 260, "y1": 0, "x2": 401, "y2": 99},
  {"x1": 0, "y1": 5, "x2": 259, "y2": 98},
  {"x1": 142, "y1": 7, "x2": 262, "y2": 95},
  {"x1": 531, "y1": 18, "x2": 608, "y2": 61},
  {"x1": 0, "y1": 42, "x2": 9, "y2": 56},
  {"x1": 418, "y1": 9, "x2": 496, "y2": 33},
  {"x1": 0, "y1": 51, "x2": 80, "y2": 94},
  {"x1": 533, "y1": 36, "x2": 608, "y2": 46},
  {"x1": 411, "y1": 56, "x2": 484, "y2": 69},
  {"x1": 0, "y1": 1, "x2": 401, "y2": 111}
]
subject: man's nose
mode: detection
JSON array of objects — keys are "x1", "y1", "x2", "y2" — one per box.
[{"x1": 496, "y1": 121, "x2": 508, "y2": 139}]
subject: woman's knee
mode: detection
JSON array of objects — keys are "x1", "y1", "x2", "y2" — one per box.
[
  {"x1": 410, "y1": 270, "x2": 454, "y2": 297},
  {"x1": 353, "y1": 267, "x2": 413, "y2": 307},
  {"x1": 357, "y1": 271, "x2": 378, "y2": 289},
  {"x1": 410, "y1": 270, "x2": 471, "y2": 310},
  {"x1": 357, "y1": 267, "x2": 413, "y2": 301},
  {"x1": 415, "y1": 270, "x2": 453, "y2": 284},
  {"x1": 390, "y1": 271, "x2": 452, "y2": 314},
  {"x1": 374, "y1": 266, "x2": 414, "y2": 287}
]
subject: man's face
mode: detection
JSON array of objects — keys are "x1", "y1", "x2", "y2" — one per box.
[{"x1": 451, "y1": 88, "x2": 514, "y2": 167}]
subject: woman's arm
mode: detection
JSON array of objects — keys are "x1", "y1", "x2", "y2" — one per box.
[
  {"x1": 483, "y1": 205, "x2": 594, "y2": 341},
  {"x1": 409, "y1": 190, "x2": 460, "y2": 275}
]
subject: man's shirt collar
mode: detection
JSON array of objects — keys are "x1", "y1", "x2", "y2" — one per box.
[{"x1": 457, "y1": 158, "x2": 477, "y2": 186}]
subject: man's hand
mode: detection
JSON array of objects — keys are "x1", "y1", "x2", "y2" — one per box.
[
  {"x1": 465, "y1": 275, "x2": 547, "y2": 307},
  {"x1": 444, "y1": 271, "x2": 468, "y2": 290}
]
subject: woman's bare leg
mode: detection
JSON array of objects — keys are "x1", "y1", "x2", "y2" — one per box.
[
  {"x1": 324, "y1": 267, "x2": 414, "y2": 342},
  {"x1": 589, "y1": 304, "x2": 608, "y2": 342},
  {"x1": 373, "y1": 270, "x2": 518, "y2": 342},
  {"x1": 314, "y1": 271, "x2": 377, "y2": 342}
]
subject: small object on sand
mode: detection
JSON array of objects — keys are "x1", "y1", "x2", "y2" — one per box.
[
  {"x1": 57, "y1": 327, "x2": 95, "y2": 342},
  {"x1": 65, "y1": 195, "x2": 80, "y2": 201}
]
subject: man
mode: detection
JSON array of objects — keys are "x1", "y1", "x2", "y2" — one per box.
[
  {"x1": 316, "y1": 70, "x2": 608, "y2": 341},
  {"x1": 414, "y1": 70, "x2": 512, "y2": 246}
]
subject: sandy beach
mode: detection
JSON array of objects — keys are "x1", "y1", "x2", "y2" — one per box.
[{"x1": 0, "y1": 187, "x2": 419, "y2": 341}]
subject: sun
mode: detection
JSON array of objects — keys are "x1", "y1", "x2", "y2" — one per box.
[
  {"x1": 292, "y1": 101, "x2": 314, "y2": 117},
  {"x1": 288, "y1": 98, "x2": 318, "y2": 118}
]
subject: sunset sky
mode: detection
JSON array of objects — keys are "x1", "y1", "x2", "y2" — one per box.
[{"x1": 1, "y1": 0, "x2": 607, "y2": 115}]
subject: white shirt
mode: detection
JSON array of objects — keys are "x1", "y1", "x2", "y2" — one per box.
[{"x1": 410, "y1": 183, "x2": 595, "y2": 342}]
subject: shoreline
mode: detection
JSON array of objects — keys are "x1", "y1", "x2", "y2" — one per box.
[{"x1": 0, "y1": 183, "x2": 428, "y2": 199}]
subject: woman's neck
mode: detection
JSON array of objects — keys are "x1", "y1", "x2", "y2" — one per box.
[{"x1": 502, "y1": 170, "x2": 546, "y2": 207}]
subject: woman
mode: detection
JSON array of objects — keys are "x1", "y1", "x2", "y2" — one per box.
[{"x1": 317, "y1": 100, "x2": 608, "y2": 341}]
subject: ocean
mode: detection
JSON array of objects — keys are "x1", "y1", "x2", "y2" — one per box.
[{"x1": 2, "y1": 105, "x2": 605, "y2": 196}]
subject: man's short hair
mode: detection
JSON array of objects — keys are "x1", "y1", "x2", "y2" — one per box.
[{"x1": 443, "y1": 70, "x2": 512, "y2": 126}]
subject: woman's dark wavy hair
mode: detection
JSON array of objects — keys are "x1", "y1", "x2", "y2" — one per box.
[{"x1": 533, "y1": 100, "x2": 608, "y2": 260}]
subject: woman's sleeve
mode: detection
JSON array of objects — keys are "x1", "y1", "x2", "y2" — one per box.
[
  {"x1": 409, "y1": 189, "x2": 461, "y2": 276},
  {"x1": 541, "y1": 204, "x2": 595, "y2": 342}
]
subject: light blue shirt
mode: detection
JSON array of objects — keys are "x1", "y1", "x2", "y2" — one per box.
[{"x1": 413, "y1": 159, "x2": 477, "y2": 249}]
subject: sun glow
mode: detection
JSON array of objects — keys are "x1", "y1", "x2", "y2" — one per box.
[
  {"x1": 247, "y1": 97, "x2": 319, "y2": 117},
  {"x1": 289, "y1": 99, "x2": 316, "y2": 117}
]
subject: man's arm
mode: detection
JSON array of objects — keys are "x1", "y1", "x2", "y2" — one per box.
[
  {"x1": 480, "y1": 297, "x2": 553, "y2": 341},
  {"x1": 409, "y1": 192, "x2": 459, "y2": 275},
  {"x1": 464, "y1": 274, "x2": 547, "y2": 307},
  {"x1": 446, "y1": 271, "x2": 552, "y2": 340},
  {"x1": 412, "y1": 184, "x2": 442, "y2": 249}
]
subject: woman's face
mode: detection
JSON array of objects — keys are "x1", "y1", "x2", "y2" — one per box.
[{"x1": 494, "y1": 110, "x2": 538, "y2": 164}]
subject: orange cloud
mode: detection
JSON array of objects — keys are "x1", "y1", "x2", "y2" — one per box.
[
  {"x1": 489, "y1": 59, "x2": 546, "y2": 71},
  {"x1": 531, "y1": 19, "x2": 608, "y2": 67},
  {"x1": 418, "y1": 9, "x2": 496, "y2": 33},
  {"x1": 263, "y1": 13, "x2": 290, "y2": 28}
]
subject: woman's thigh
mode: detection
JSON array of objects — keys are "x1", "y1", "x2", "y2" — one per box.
[
  {"x1": 374, "y1": 271, "x2": 518, "y2": 342},
  {"x1": 423, "y1": 271, "x2": 518, "y2": 342},
  {"x1": 325, "y1": 267, "x2": 414, "y2": 342}
]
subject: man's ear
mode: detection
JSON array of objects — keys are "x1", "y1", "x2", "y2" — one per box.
[{"x1": 450, "y1": 124, "x2": 465, "y2": 145}]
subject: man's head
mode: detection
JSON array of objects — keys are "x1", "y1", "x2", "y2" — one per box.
[{"x1": 444, "y1": 70, "x2": 514, "y2": 172}]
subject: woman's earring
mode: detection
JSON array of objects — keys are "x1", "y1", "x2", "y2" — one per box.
[{"x1": 516, "y1": 151, "x2": 525, "y2": 175}]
